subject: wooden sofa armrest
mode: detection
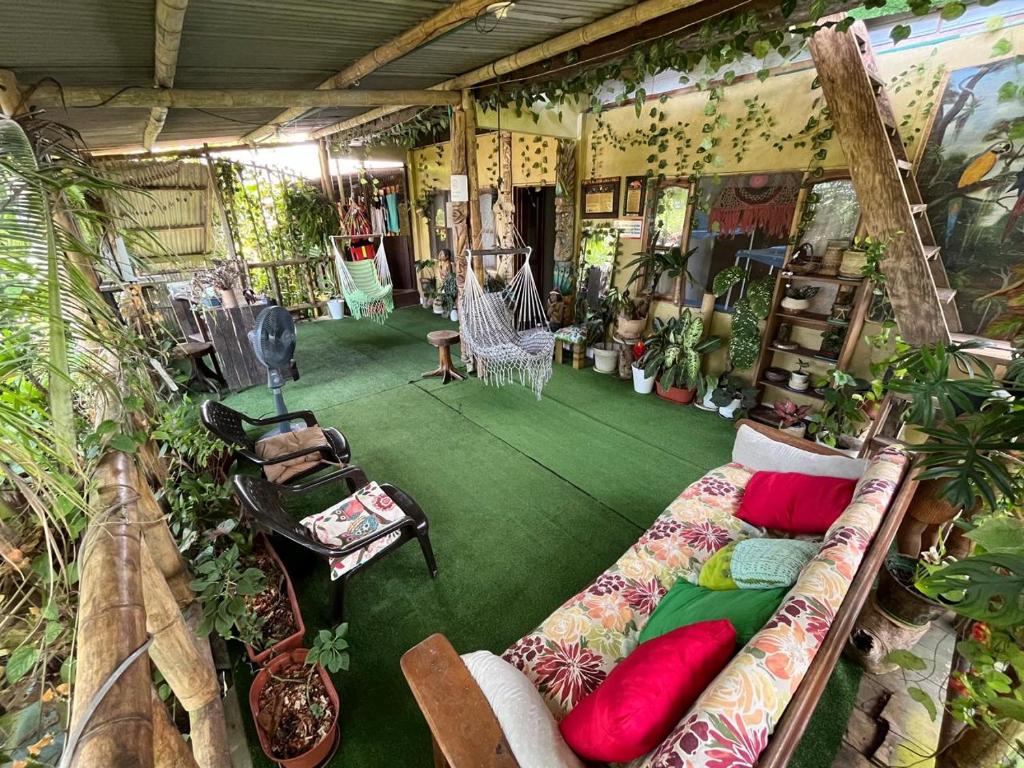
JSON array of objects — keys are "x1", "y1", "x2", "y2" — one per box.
[{"x1": 401, "y1": 634, "x2": 519, "y2": 768}]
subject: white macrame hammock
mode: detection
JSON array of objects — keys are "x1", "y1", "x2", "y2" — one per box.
[
  {"x1": 330, "y1": 235, "x2": 394, "y2": 324},
  {"x1": 460, "y1": 245, "x2": 554, "y2": 399}
]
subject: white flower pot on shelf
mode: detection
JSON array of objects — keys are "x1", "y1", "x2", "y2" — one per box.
[
  {"x1": 592, "y1": 344, "x2": 619, "y2": 374},
  {"x1": 788, "y1": 371, "x2": 810, "y2": 391},
  {"x1": 718, "y1": 397, "x2": 742, "y2": 420},
  {"x1": 326, "y1": 299, "x2": 345, "y2": 320},
  {"x1": 781, "y1": 423, "x2": 807, "y2": 439},
  {"x1": 781, "y1": 296, "x2": 811, "y2": 314},
  {"x1": 632, "y1": 364, "x2": 655, "y2": 394}
]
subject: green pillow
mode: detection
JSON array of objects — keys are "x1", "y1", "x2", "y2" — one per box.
[
  {"x1": 698, "y1": 542, "x2": 738, "y2": 590},
  {"x1": 639, "y1": 580, "x2": 788, "y2": 647}
]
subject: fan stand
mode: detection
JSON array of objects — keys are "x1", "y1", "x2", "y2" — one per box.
[{"x1": 263, "y1": 369, "x2": 293, "y2": 436}]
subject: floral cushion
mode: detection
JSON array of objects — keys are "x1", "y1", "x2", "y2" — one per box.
[{"x1": 502, "y1": 449, "x2": 907, "y2": 768}]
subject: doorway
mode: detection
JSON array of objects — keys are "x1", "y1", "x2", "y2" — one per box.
[{"x1": 513, "y1": 185, "x2": 556, "y2": 296}]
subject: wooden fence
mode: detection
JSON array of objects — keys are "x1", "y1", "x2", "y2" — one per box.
[
  {"x1": 68, "y1": 404, "x2": 229, "y2": 768},
  {"x1": 246, "y1": 256, "x2": 337, "y2": 316}
]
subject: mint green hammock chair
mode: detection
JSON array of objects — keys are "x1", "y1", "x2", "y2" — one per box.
[{"x1": 330, "y1": 235, "x2": 394, "y2": 323}]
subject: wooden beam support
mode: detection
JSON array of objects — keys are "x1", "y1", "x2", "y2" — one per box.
[
  {"x1": 451, "y1": 103, "x2": 470, "y2": 301},
  {"x1": 462, "y1": 90, "x2": 484, "y2": 284},
  {"x1": 311, "y1": 0, "x2": 706, "y2": 139},
  {"x1": 28, "y1": 85, "x2": 463, "y2": 109},
  {"x1": 144, "y1": 0, "x2": 190, "y2": 150},
  {"x1": 808, "y1": 21, "x2": 948, "y2": 345},
  {"x1": 244, "y1": 0, "x2": 496, "y2": 143},
  {"x1": 317, "y1": 139, "x2": 337, "y2": 202}
]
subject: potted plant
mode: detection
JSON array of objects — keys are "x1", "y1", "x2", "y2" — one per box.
[
  {"x1": 630, "y1": 340, "x2": 655, "y2": 394},
  {"x1": 588, "y1": 291, "x2": 621, "y2": 374},
  {"x1": 622, "y1": 244, "x2": 696, "y2": 301},
  {"x1": 820, "y1": 325, "x2": 846, "y2": 359},
  {"x1": 712, "y1": 267, "x2": 774, "y2": 370},
  {"x1": 250, "y1": 623, "x2": 350, "y2": 768},
  {"x1": 415, "y1": 259, "x2": 437, "y2": 308},
  {"x1": 641, "y1": 313, "x2": 721, "y2": 404},
  {"x1": 788, "y1": 359, "x2": 811, "y2": 391},
  {"x1": 192, "y1": 260, "x2": 242, "y2": 309},
  {"x1": 773, "y1": 399, "x2": 811, "y2": 437},
  {"x1": 437, "y1": 272, "x2": 458, "y2": 321},
  {"x1": 190, "y1": 536, "x2": 305, "y2": 666},
  {"x1": 805, "y1": 369, "x2": 867, "y2": 452},
  {"x1": 325, "y1": 293, "x2": 345, "y2": 320},
  {"x1": 780, "y1": 284, "x2": 820, "y2": 314},
  {"x1": 695, "y1": 373, "x2": 720, "y2": 411},
  {"x1": 612, "y1": 288, "x2": 651, "y2": 342}
]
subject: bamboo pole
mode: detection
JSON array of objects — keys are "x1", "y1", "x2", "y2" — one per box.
[
  {"x1": 144, "y1": 0, "x2": 190, "y2": 149},
  {"x1": 318, "y1": 139, "x2": 337, "y2": 203},
  {"x1": 451, "y1": 104, "x2": 470, "y2": 301},
  {"x1": 27, "y1": 85, "x2": 463, "y2": 109},
  {"x1": 245, "y1": 0, "x2": 497, "y2": 142},
  {"x1": 133, "y1": 478, "x2": 193, "y2": 605},
  {"x1": 69, "y1": 451, "x2": 153, "y2": 768},
  {"x1": 312, "y1": 0, "x2": 704, "y2": 139},
  {"x1": 462, "y1": 90, "x2": 484, "y2": 283},
  {"x1": 151, "y1": 687, "x2": 200, "y2": 768},
  {"x1": 140, "y1": 544, "x2": 230, "y2": 768}
]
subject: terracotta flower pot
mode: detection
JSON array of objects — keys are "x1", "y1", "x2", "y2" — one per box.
[
  {"x1": 249, "y1": 648, "x2": 339, "y2": 768},
  {"x1": 655, "y1": 379, "x2": 696, "y2": 404},
  {"x1": 245, "y1": 534, "x2": 306, "y2": 666}
]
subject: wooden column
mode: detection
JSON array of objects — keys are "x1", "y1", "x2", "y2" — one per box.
[
  {"x1": 809, "y1": 22, "x2": 947, "y2": 345},
  {"x1": 151, "y1": 688, "x2": 199, "y2": 768},
  {"x1": 318, "y1": 139, "x2": 337, "y2": 203},
  {"x1": 462, "y1": 91, "x2": 484, "y2": 282},
  {"x1": 140, "y1": 544, "x2": 230, "y2": 768},
  {"x1": 554, "y1": 138, "x2": 577, "y2": 264},
  {"x1": 70, "y1": 452, "x2": 153, "y2": 768},
  {"x1": 496, "y1": 131, "x2": 515, "y2": 279},
  {"x1": 450, "y1": 104, "x2": 470, "y2": 298}
]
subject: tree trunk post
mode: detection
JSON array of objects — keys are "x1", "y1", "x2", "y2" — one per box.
[
  {"x1": 151, "y1": 687, "x2": 200, "y2": 768},
  {"x1": 462, "y1": 90, "x2": 484, "y2": 283}
]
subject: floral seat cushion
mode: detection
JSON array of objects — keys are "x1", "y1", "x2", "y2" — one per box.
[{"x1": 502, "y1": 449, "x2": 907, "y2": 768}]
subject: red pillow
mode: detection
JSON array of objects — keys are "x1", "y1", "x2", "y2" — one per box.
[
  {"x1": 558, "y1": 620, "x2": 736, "y2": 762},
  {"x1": 735, "y1": 471, "x2": 856, "y2": 534}
]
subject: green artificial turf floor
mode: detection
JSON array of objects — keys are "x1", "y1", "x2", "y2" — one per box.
[{"x1": 224, "y1": 306, "x2": 859, "y2": 768}]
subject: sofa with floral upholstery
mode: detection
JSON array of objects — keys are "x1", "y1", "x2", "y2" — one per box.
[{"x1": 402, "y1": 421, "x2": 912, "y2": 768}]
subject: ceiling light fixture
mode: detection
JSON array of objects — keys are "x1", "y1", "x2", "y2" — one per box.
[{"x1": 486, "y1": 1, "x2": 515, "y2": 19}]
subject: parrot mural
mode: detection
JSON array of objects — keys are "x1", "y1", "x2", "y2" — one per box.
[
  {"x1": 945, "y1": 197, "x2": 963, "y2": 243},
  {"x1": 957, "y1": 141, "x2": 1012, "y2": 188},
  {"x1": 1001, "y1": 168, "x2": 1024, "y2": 243}
]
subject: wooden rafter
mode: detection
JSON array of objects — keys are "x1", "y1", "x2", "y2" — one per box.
[
  {"x1": 311, "y1": 0, "x2": 706, "y2": 140},
  {"x1": 28, "y1": 85, "x2": 463, "y2": 109},
  {"x1": 144, "y1": 0, "x2": 190, "y2": 150},
  {"x1": 244, "y1": 0, "x2": 498, "y2": 143}
]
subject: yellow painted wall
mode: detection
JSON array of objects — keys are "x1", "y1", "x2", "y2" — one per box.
[{"x1": 406, "y1": 22, "x2": 1022, "y2": 382}]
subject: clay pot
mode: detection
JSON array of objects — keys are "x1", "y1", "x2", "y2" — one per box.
[
  {"x1": 655, "y1": 379, "x2": 696, "y2": 404},
  {"x1": 245, "y1": 534, "x2": 306, "y2": 666},
  {"x1": 249, "y1": 648, "x2": 339, "y2": 768},
  {"x1": 616, "y1": 315, "x2": 646, "y2": 341},
  {"x1": 220, "y1": 288, "x2": 238, "y2": 309}
]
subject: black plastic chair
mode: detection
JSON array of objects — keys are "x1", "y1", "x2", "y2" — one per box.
[
  {"x1": 200, "y1": 400, "x2": 351, "y2": 484},
  {"x1": 233, "y1": 467, "x2": 438, "y2": 621}
]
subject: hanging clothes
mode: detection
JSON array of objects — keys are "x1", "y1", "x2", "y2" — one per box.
[
  {"x1": 385, "y1": 192, "x2": 401, "y2": 234},
  {"x1": 370, "y1": 198, "x2": 386, "y2": 236}
]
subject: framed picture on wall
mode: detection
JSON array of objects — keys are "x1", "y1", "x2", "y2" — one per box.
[
  {"x1": 581, "y1": 177, "x2": 621, "y2": 218},
  {"x1": 622, "y1": 176, "x2": 647, "y2": 218}
]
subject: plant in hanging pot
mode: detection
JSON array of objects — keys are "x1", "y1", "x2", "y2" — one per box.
[
  {"x1": 630, "y1": 340, "x2": 655, "y2": 394},
  {"x1": 780, "y1": 284, "x2": 820, "y2": 315},
  {"x1": 250, "y1": 623, "x2": 350, "y2": 767},
  {"x1": 641, "y1": 313, "x2": 721, "y2": 404},
  {"x1": 773, "y1": 399, "x2": 811, "y2": 437}
]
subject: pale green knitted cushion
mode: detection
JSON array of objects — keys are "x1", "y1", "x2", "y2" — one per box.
[{"x1": 731, "y1": 538, "x2": 820, "y2": 590}]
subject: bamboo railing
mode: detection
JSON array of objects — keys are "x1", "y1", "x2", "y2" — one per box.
[
  {"x1": 68, "y1": 405, "x2": 230, "y2": 768},
  {"x1": 246, "y1": 256, "x2": 337, "y2": 315}
]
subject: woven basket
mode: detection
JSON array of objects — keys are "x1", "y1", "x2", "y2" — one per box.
[
  {"x1": 821, "y1": 243, "x2": 845, "y2": 276},
  {"x1": 907, "y1": 478, "x2": 962, "y2": 525}
]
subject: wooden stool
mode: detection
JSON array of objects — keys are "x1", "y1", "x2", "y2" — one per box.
[
  {"x1": 422, "y1": 330, "x2": 464, "y2": 384},
  {"x1": 172, "y1": 341, "x2": 227, "y2": 393}
]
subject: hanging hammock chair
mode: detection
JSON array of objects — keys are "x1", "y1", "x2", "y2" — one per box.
[
  {"x1": 330, "y1": 234, "x2": 394, "y2": 323},
  {"x1": 460, "y1": 246, "x2": 555, "y2": 398}
]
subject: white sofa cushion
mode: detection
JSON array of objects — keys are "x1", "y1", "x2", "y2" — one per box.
[
  {"x1": 732, "y1": 423, "x2": 868, "y2": 479},
  {"x1": 461, "y1": 651, "x2": 584, "y2": 768}
]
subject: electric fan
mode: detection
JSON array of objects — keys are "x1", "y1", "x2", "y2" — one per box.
[{"x1": 248, "y1": 306, "x2": 300, "y2": 434}]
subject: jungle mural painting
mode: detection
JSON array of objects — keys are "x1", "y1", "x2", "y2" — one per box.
[{"x1": 918, "y1": 56, "x2": 1024, "y2": 341}]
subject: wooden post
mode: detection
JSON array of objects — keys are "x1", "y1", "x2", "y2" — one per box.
[
  {"x1": 554, "y1": 138, "x2": 577, "y2": 264},
  {"x1": 151, "y1": 687, "x2": 199, "y2": 768},
  {"x1": 808, "y1": 22, "x2": 947, "y2": 346},
  {"x1": 450, "y1": 104, "x2": 470, "y2": 299},
  {"x1": 462, "y1": 91, "x2": 484, "y2": 283},
  {"x1": 69, "y1": 452, "x2": 153, "y2": 768},
  {"x1": 140, "y1": 544, "x2": 230, "y2": 768},
  {"x1": 318, "y1": 139, "x2": 337, "y2": 203}
]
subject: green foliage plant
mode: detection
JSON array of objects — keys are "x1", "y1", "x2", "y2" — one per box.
[
  {"x1": 307, "y1": 623, "x2": 352, "y2": 674},
  {"x1": 712, "y1": 266, "x2": 773, "y2": 369},
  {"x1": 640, "y1": 312, "x2": 721, "y2": 390}
]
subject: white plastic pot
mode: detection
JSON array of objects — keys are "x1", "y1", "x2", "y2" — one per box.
[
  {"x1": 326, "y1": 298, "x2": 345, "y2": 320},
  {"x1": 432, "y1": 301, "x2": 444, "y2": 315},
  {"x1": 449, "y1": 309, "x2": 459, "y2": 322},
  {"x1": 788, "y1": 371, "x2": 810, "y2": 391},
  {"x1": 695, "y1": 389, "x2": 718, "y2": 411},
  {"x1": 592, "y1": 344, "x2": 619, "y2": 374},
  {"x1": 718, "y1": 397, "x2": 742, "y2": 420},
  {"x1": 781, "y1": 423, "x2": 807, "y2": 439},
  {"x1": 632, "y1": 364, "x2": 655, "y2": 394},
  {"x1": 781, "y1": 297, "x2": 811, "y2": 314}
]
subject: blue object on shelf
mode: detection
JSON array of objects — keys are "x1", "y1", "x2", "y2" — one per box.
[{"x1": 736, "y1": 246, "x2": 787, "y2": 269}]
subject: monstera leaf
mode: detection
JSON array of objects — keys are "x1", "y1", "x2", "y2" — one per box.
[{"x1": 916, "y1": 553, "x2": 1024, "y2": 628}]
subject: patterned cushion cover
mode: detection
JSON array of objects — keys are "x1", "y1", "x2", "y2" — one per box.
[
  {"x1": 730, "y1": 539, "x2": 822, "y2": 590},
  {"x1": 502, "y1": 448, "x2": 906, "y2": 768}
]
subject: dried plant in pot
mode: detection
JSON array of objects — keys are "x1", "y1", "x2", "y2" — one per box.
[{"x1": 243, "y1": 534, "x2": 306, "y2": 664}]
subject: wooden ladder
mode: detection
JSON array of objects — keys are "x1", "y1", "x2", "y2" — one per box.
[{"x1": 810, "y1": 19, "x2": 957, "y2": 344}]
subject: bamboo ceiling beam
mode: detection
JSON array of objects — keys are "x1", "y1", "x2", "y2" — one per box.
[
  {"x1": 144, "y1": 0, "x2": 190, "y2": 150},
  {"x1": 244, "y1": 0, "x2": 497, "y2": 143},
  {"x1": 311, "y1": 0, "x2": 705, "y2": 140},
  {"x1": 27, "y1": 85, "x2": 463, "y2": 109}
]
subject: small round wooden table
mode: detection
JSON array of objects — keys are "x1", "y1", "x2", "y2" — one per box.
[{"x1": 422, "y1": 330, "x2": 465, "y2": 384}]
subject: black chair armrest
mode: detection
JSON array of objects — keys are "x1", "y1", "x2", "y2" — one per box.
[
  {"x1": 311, "y1": 516, "x2": 413, "y2": 557},
  {"x1": 284, "y1": 465, "x2": 370, "y2": 495},
  {"x1": 244, "y1": 410, "x2": 318, "y2": 428}
]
